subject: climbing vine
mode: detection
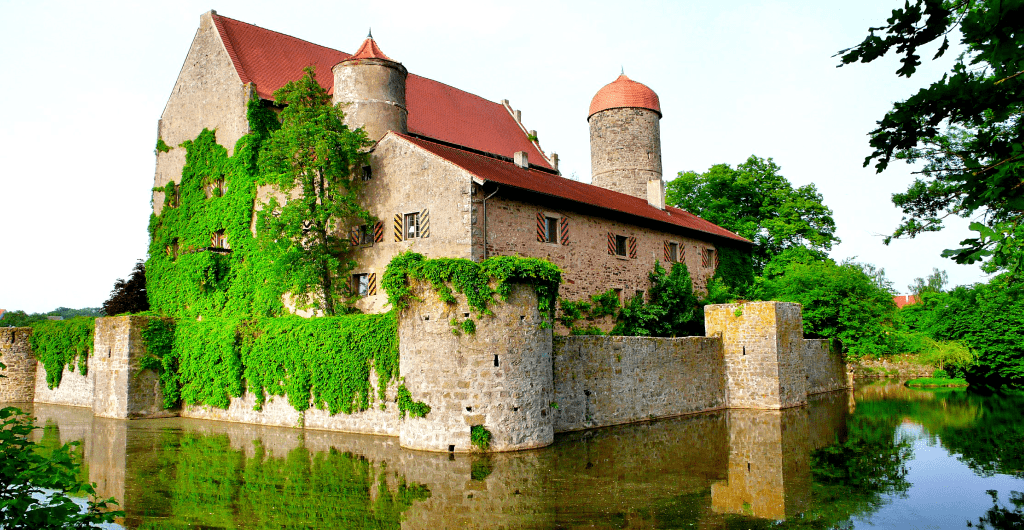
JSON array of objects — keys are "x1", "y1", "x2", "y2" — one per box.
[
  {"x1": 557, "y1": 289, "x2": 619, "y2": 334},
  {"x1": 470, "y1": 425, "x2": 492, "y2": 451},
  {"x1": 27, "y1": 318, "x2": 95, "y2": 389},
  {"x1": 155, "y1": 137, "x2": 171, "y2": 153},
  {"x1": 396, "y1": 384, "x2": 431, "y2": 418},
  {"x1": 382, "y1": 252, "x2": 562, "y2": 327},
  {"x1": 139, "y1": 318, "x2": 179, "y2": 408}
]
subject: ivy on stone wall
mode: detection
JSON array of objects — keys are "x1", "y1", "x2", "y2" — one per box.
[
  {"x1": 139, "y1": 319, "x2": 179, "y2": 408},
  {"x1": 155, "y1": 138, "x2": 171, "y2": 153},
  {"x1": 382, "y1": 251, "x2": 562, "y2": 325},
  {"x1": 27, "y1": 318, "x2": 95, "y2": 389}
]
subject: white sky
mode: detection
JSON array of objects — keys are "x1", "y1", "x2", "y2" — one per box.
[{"x1": 0, "y1": 0, "x2": 988, "y2": 313}]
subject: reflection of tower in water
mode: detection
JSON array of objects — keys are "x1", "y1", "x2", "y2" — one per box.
[{"x1": 710, "y1": 390, "x2": 851, "y2": 521}]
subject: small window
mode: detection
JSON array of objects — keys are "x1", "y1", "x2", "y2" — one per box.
[
  {"x1": 362, "y1": 165, "x2": 372, "y2": 181},
  {"x1": 615, "y1": 235, "x2": 628, "y2": 256},
  {"x1": 544, "y1": 217, "x2": 558, "y2": 243},
  {"x1": 354, "y1": 224, "x2": 373, "y2": 245},
  {"x1": 668, "y1": 242, "x2": 678, "y2": 262},
  {"x1": 211, "y1": 230, "x2": 228, "y2": 249},
  {"x1": 352, "y1": 273, "x2": 369, "y2": 296},
  {"x1": 703, "y1": 248, "x2": 716, "y2": 269},
  {"x1": 404, "y1": 212, "x2": 420, "y2": 239}
]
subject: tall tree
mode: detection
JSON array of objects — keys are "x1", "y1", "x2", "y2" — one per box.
[
  {"x1": 102, "y1": 260, "x2": 149, "y2": 316},
  {"x1": 908, "y1": 267, "x2": 949, "y2": 296},
  {"x1": 838, "y1": 0, "x2": 1024, "y2": 274},
  {"x1": 257, "y1": 67, "x2": 372, "y2": 316},
  {"x1": 666, "y1": 155, "x2": 839, "y2": 274}
]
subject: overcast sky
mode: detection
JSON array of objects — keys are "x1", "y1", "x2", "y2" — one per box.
[{"x1": 0, "y1": 0, "x2": 987, "y2": 313}]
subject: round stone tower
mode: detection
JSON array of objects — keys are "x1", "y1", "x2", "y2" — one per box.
[
  {"x1": 588, "y1": 73, "x2": 663, "y2": 201},
  {"x1": 332, "y1": 33, "x2": 408, "y2": 141}
]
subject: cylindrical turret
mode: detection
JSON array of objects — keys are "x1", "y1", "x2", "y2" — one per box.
[
  {"x1": 588, "y1": 74, "x2": 663, "y2": 201},
  {"x1": 332, "y1": 34, "x2": 408, "y2": 142}
]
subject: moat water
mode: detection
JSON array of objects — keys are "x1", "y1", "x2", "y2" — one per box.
[{"x1": 6, "y1": 380, "x2": 1024, "y2": 529}]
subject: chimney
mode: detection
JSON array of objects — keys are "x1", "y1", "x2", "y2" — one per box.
[
  {"x1": 551, "y1": 153, "x2": 559, "y2": 172},
  {"x1": 515, "y1": 109, "x2": 522, "y2": 122},
  {"x1": 514, "y1": 151, "x2": 529, "y2": 168},
  {"x1": 647, "y1": 179, "x2": 665, "y2": 210}
]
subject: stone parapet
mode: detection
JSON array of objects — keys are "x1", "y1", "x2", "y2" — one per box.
[
  {"x1": 91, "y1": 316, "x2": 173, "y2": 419},
  {"x1": 0, "y1": 327, "x2": 36, "y2": 403}
]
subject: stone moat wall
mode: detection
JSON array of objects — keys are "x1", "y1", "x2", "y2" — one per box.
[{"x1": 1, "y1": 295, "x2": 849, "y2": 453}]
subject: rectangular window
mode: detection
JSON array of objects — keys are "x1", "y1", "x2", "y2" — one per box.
[
  {"x1": 356, "y1": 225, "x2": 373, "y2": 245},
  {"x1": 703, "y1": 248, "x2": 716, "y2": 269},
  {"x1": 544, "y1": 216, "x2": 558, "y2": 243},
  {"x1": 404, "y1": 212, "x2": 420, "y2": 239},
  {"x1": 352, "y1": 273, "x2": 369, "y2": 296},
  {"x1": 615, "y1": 235, "x2": 628, "y2": 256},
  {"x1": 668, "y1": 242, "x2": 678, "y2": 262},
  {"x1": 362, "y1": 165, "x2": 372, "y2": 181}
]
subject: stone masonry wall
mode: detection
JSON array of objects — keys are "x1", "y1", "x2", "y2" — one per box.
[
  {"x1": 0, "y1": 328, "x2": 36, "y2": 402},
  {"x1": 91, "y1": 316, "x2": 169, "y2": 419},
  {"x1": 480, "y1": 192, "x2": 719, "y2": 331},
  {"x1": 803, "y1": 339, "x2": 849, "y2": 395},
  {"x1": 398, "y1": 282, "x2": 554, "y2": 452},
  {"x1": 589, "y1": 107, "x2": 662, "y2": 200},
  {"x1": 153, "y1": 10, "x2": 250, "y2": 216},
  {"x1": 34, "y1": 356, "x2": 94, "y2": 409},
  {"x1": 551, "y1": 335, "x2": 726, "y2": 432},
  {"x1": 705, "y1": 302, "x2": 808, "y2": 410},
  {"x1": 332, "y1": 58, "x2": 408, "y2": 142}
]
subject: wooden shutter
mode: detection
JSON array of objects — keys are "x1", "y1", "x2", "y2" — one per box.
[
  {"x1": 628, "y1": 236, "x2": 637, "y2": 259},
  {"x1": 349, "y1": 226, "x2": 361, "y2": 247},
  {"x1": 607, "y1": 232, "x2": 615, "y2": 255},
  {"x1": 368, "y1": 273, "x2": 377, "y2": 296},
  {"x1": 560, "y1": 217, "x2": 569, "y2": 245},
  {"x1": 420, "y1": 208, "x2": 430, "y2": 238},
  {"x1": 536, "y1": 212, "x2": 546, "y2": 242},
  {"x1": 373, "y1": 221, "x2": 384, "y2": 243},
  {"x1": 701, "y1": 248, "x2": 710, "y2": 268},
  {"x1": 393, "y1": 214, "x2": 403, "y2": 242},
  {"x1": 664, "y1": 241, "x2": 671, "y2": 262}
]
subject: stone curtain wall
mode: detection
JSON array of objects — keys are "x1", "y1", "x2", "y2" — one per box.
[
  {"x1": 551, "y1": 335, "x2": 725, "y2": 432},
  {"x1": 0, "y1": 328, "x2": 36, "y2": 402},
  {"x1": 398, "y1": 282, "x2": 554, "y2": 453},
  {"x1": 34, "y1": 355, "x2": 94, "y2": 409},
  {"x1": 803, "y1": 339, "x2": 850, "y2": 396},
  {"x1": 92, "y1": 316, "x2": 171, "y2": 420}
]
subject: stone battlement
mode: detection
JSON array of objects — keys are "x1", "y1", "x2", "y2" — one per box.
[{"x1": 0, "y1": 292, "x2": 849, "y2": 453}]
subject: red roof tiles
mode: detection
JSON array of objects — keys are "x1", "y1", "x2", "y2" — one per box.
[
  {"x1": 397, "y1": 134, "x2": 749, "y2": 243},
  {"x1": 211, "y1": 14, "x2": 553, "y2": 169},
  {"x1": 588, "y1": 74, "x2": 662, "y2": 118},
  {"x1": 349, "y1": 37, "x2": 394, "y2": 61}
]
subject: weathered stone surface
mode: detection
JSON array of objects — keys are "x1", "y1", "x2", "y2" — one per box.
[
  {"x1": 0, "y1": 328, "x2": 36, "y2": 403},
  {"x1": 589, "y1": 107, "x2": 662, "y2": 200},
  {"x1": 803, "y1": 339, "x2": 850, "y2": 395},
  {"x1": 398, "y1": 282, "x2": 554, "y2": 452},
  {"x1": 552, "y1": 335, "x2": 726, "y2": 432},
  {"x1": 333, "y1": 56, "x2": 408, "y2": 142}
]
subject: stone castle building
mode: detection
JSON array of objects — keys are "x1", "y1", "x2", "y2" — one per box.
[{"x1": 153, "y1": 11, "x2": 749, "y2": 313}]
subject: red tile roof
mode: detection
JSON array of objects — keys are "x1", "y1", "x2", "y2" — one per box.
[
  {"x1": 396, "y1": 133, "x2": 749, "y2": 244},
  {"x1": 210, "y1": 14, "x2": 553, "y2": 169},
  {"x1": 349, "y1": 37, "x2": 394, "y2": 61},
  {"x1": 589, "y1": 74, "x2": 661, "y2": 118},
  {"x1": 894, "y1": 295, "x2": 921, "y2": 309}
]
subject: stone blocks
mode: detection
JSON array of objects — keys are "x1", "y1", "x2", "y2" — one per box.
[{"x1": 0, "y1": 327, "x2": 36, "y2": 403}]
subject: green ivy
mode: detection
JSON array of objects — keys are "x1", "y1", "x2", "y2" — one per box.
[
  {"x1": 156, "y1": 137, "x2": 171, "y2": 153},
  {"x1": 557, "y1": 288, "x2": 619, "y2": 333},
  {"x1": 470, "y1": 424, "x2": 492, "y2": 451},
  {"x1": 139, "y1": 318, "x2": 179, "y2": 408},
  {"x1": 396, "y1": 384, "x2": 431, "y2": 418},
  {"x1": 27, "y1": 318, "x2": 95, "y2": 389},
  {"x1": 382, "y1": 252, "x2": 562, "y2": 320}
]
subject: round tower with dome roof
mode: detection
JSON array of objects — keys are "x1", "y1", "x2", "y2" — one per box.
[{"x1": 588, "y1": 73, "x2": 663, "y2": 204}]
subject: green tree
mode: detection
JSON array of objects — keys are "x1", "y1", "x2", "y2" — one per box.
[
  {"x1": 1, "y1": 403, "x2": 122, "y2": 528},
  {"x1": 613, "y1": 261, "x2": 703, "y2": 337},
  {"x1": 755, "y1": 259, "x2": 898, "y2": 357},
  {"x1": 838, "y1": 0, "x2": 1024, "y2": 274},
  {"x1": 257, "y1": 67, "x2": 373, "y2": 316},
  {"x1": 666, "y1": 155, "x2": 839, "y2": 275},
  {"x1": 908, "y1": 267, "x2": 949, "y2": 297},
  {"x1": 102, "y1": 260, "x2": 149, "y2": 316}
]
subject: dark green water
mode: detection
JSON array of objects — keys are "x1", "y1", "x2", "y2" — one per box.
[{"x1": 8, "y1": 382, "x2": 1024, "y2": 529}]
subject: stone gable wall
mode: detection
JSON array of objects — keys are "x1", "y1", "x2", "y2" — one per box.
[
  {"x1": 0, "y1": 328, "x2": 36, "y2": 403},
  {"x1": 153, "y1": 11, "x2": 250, "y2": 215},
  {"x1": 552, "y1": 335, "x2": 726, "y2": 432}
]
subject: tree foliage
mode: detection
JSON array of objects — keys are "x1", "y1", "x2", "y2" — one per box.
[
  {"x1": 0, "y1": 407, "x2": 121, "y2": 529},
  {"x1": 613, "y1": 261, "x2": 703, "y2": 337},
  {"x1": 102, "y1": 259, "x2": 149, "y2": 316},
  {"x1": 754, "y1": 258, "x2": 899, "y2": 357},
  {"x1": 908, "y1": 267, "x2": 949, "y2": 296},
  {"x1": 839, "y1": 0, "x2": 1024, "y2": 274},
  {"x1": 666, "y1": 155, "x2": 839, "y2": 275},
  {"x1": 257, "y1": 66, "x2": 373, "y2": 316}
]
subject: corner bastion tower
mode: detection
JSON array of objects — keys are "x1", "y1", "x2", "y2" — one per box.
[
  {"x1": 332, "y1": 33, "x2": 408, "y2": 141},
  {"x1": 588, "y1": 74, "x2": 665, "y2": 208}
]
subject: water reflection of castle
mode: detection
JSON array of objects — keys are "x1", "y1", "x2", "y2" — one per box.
[{"x1": 21, "y1": 390, "x2": 852, "y2": 528}]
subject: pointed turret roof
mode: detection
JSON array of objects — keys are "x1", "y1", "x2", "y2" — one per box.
[{"x1": 349, "y1": 35, "x2": 395, "y2": 61}]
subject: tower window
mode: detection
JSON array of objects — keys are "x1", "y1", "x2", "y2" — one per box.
[
  {"x1": 352, "y1": 273, "x2": 369, "y2": 296},
  {"x1": 615, "y1": 235, "x2": 628, "y2": 256},
  {"x1": 668, "y1": 242, "x2": 678, "y2": 262},
  {"x1": 544, "y1": 217, "x2": 558, "y2": 243}
]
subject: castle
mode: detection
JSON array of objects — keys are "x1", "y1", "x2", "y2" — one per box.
[{"x1": 153, "y1": 10, "x2": 749, "y2": 313}]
